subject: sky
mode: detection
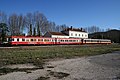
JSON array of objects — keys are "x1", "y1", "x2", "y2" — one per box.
[{"x1": 0, "y1": 0, "x2": 120, "y2": 30}]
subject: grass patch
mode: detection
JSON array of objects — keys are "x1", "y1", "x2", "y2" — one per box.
[
  {"x1": 0, "y1": 44, "x2": 120, "y2": 67},
  {"x1": 0, "y1": 67, "x2": 41, "y2": 75}
]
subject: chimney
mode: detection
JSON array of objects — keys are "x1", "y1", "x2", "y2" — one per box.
[
  {"x1": 70, "y1": 26, "x2": 73, "y2": 29},
  {"x1": 81, "y1": 28, "x2": 83, "y2": 31}
]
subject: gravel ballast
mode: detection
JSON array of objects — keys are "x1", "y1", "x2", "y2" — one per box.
[{"x1": 0, "y1": 51, "x2": 120, "y2": 80}]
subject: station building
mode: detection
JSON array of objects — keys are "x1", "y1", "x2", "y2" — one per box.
[{"x1": 44, "y1": 27, "x2": 88, "y2": 39}]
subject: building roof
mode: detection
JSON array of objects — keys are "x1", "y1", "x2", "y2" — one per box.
[
  {"x1": 63, "y1": 27, "x2": 87, "y2": 33},
  {"x1": 48, "y1": 32, "x2": 68, "y2": 36}
]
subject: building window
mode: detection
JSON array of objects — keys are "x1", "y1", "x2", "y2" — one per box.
[
  {"x1": 79, "y1": 34, "x2": 80, "y2": 36},
  {"x1": 71, "y1": 33, "x2": 73, "y2": 36},
  {"x1": 82, "y1": 34, "x2": 83, "y2": 37},
  {"x1": 75, "y1": 34, "x2": 77, "y2": 36}
]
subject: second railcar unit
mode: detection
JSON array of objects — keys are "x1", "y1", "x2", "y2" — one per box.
[{"x1": 82, "y1": 39, "x2": 111, "y2": 44}]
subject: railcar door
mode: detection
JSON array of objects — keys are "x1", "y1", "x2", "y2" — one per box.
[
  {"x1": 81, "y1": 39, "x2": 84, "y2": 44},
  {"x1": 55, "y1": 38, "x2": 58, "y2": 44}
]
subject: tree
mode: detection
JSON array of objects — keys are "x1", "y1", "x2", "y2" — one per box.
[
  {"x1": 0, "y1": 23, "x2": 9, "y2": 42},
  {"x1": 60, "y1": 24, "x2": 68, "y2": 31},
  {"x1": 1, "y1": 11, "x2": 72, "y2": 36},
  {"x1": 33, "y1": 27, "x2": 36, "y2": 36},
  {"x1": 25, "y1": 13, "x2": 34, "y2": 35},
  {"x1": 29, "y1": 24, "x2": 32, "y2": 36},
  {"x1": 37, "y1": 23, "x2": 41, "y2": 36},
  {"x1": 34, "y1": 11, "x2": 48, "y2": 35},
  {"x1": 8, "y1": 14, "x2": 25, "y2": 35},
  {"x1": 17, "y1": 14, "x2": 25, "y2": 35},
  {"x1": 85, "y1": 26, "x2": 101, "y2": 33},
  {"x1": 106, "y1": 28, "x2": 111, "y2": 31},
  {"x1": 0, "y1": 11, "x2": 7, "y2": 23}
]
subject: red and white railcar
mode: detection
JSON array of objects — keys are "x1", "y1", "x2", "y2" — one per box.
[
  {"x1": 8, "y1": 36, "x2": 55, "y2": 45},
  {"x1": 55, "y1": 38, "x2": 82, "y2": 45},
  {"x1": 82, "y1": 39, "x2": 111, "y2": 44},
  {"x1": 8, "y1": 36, "x2": 82, "y2": 45}
]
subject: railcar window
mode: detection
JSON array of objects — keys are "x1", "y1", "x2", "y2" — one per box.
[
  {"x1": 22, "y1": 38, "x2": 25, "y2": 41},
  {"x1": 91, "y1": 40, "x2": 94, "y2": 42},
  {"x1": 8, "y1": 38, "x2": 12, "y2": 41},
  {"x1": 12, "y1": 38, "x2": 14, "y2": 41},
  {"x1": 17, "y1": 38, "x2": 19, "y2": 41},
  {"x1": 31, "y1": 39, "x2": 33, "y2": 41},
  {"x1": 38, "y1": 39, "x2": 43, "y2": 41},
  {"x1": 94, "y1": 40, "x2": 98, "y2": 42},
  {"x1": 60, "y1": 40, "x2": 64, "y2": 42},
  {"x1": 49, "y1": 39, "x2": 52, "y2": 42},
  {"x1": 65, "y1": 40, "x2": 68, "y2": 42},
  {"x1": 69, "y1": 40, "x2": 72, "y2": 42},
  {"x1": 44, "y1": 39, "x2": 49, "y2": 42},
  {"x1": 26, "y1": 39, "x2": 29, "y2": 42},
  {"x1": 86, "y1": 40, "x2": 91, "y2": 42},
  {"x1": 73, "y1": 40, "x2": 76, "y2": 42},
  {"x1": 33, "y1": 39, "x2": 36, "y2": 41},
  {"x1": 52, "y1": 39, "x2": 54, "y2": 42}
]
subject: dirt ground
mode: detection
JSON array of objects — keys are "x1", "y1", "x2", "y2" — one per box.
[{"x1": 0, "y1": 51, "x2": 120, "y2": 80}]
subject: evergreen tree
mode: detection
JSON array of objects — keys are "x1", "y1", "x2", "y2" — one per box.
[
  {"x1": 37, "y1": 23, "x2": 41, "y2": 36},
  {"x1": 29, "y1": 24, "x2": 32, "y2": 36},
  {"x1": 33, "y1": 27, "x2": 36, "y2": 36},
  {"x1": 0, "y1": 23, "x2": 9, "y2": 42}
]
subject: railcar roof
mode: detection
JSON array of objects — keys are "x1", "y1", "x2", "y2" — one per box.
[{"x1": 10, "y1": 36, "x2": 53, "y2": 39}]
